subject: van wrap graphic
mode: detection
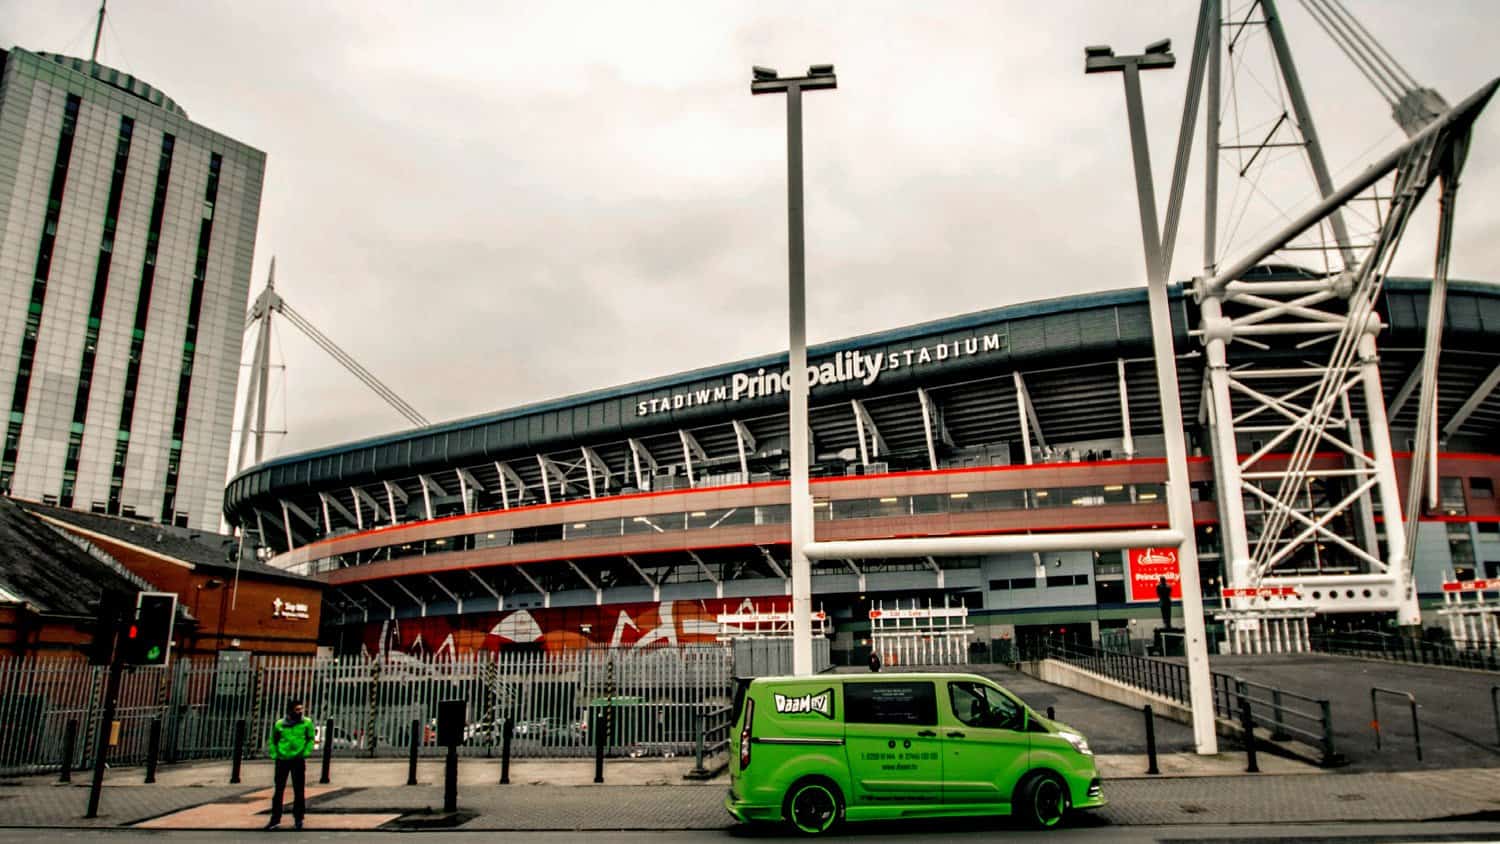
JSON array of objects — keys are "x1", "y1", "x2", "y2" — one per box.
[{"x1": 773, "y1": 688, "x2": 835, "y2": 719}]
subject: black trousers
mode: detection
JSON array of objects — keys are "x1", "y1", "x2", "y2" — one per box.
[{"x1": 269, "y1": 757, "x2": 306, "y2": 824}]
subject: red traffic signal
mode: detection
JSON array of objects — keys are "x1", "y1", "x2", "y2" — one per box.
[{"x1": 122, "y1": 593, "x2": 176, "y2": 666}]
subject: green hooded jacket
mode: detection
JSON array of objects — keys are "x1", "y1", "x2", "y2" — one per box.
[{"x1": 268, "y1": 716, "x2": 316, "y2": 761}]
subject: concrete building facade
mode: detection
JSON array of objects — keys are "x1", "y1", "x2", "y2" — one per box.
[{"x1": 0, "y1": 47, "x2": 264, "y2": 529}]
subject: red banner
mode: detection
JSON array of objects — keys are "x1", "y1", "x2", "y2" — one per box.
[{"x1": 1128, "y1": 547, "x2": 1181, "y2": 601}]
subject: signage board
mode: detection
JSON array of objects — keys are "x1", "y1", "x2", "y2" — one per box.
[
  {"x1": 1128, "y1": 547, "x2": 1181, "y2": 601},
  {"x1": 1442, "y1": 579, "x2": 1499, "y2": 592}
]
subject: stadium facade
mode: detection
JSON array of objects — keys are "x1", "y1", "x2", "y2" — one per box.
[
  {"x1": 0, "y1": 48, "x2": 265, "y2": 529},
  {"x1": 225, "y1": 276, "x2": 1500, "y2": 658}
]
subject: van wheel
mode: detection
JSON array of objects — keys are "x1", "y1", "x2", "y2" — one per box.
[
  {"x1": 783, "y1": 778, "x2": 842, "y2": 836},
  {"x1": 1015, "y1": 771, "x2": 1070, "y2": 830}
]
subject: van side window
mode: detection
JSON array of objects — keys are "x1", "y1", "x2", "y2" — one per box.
[
  {"x1": 948, "y1": 681, "x2": 1023, "y2": 730},
  {"x1": 845, "y1": 681, "x2": 937, "y2": 725}
]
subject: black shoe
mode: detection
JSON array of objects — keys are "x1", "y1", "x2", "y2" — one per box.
[
  {"x1": 294, "y1": 820, "x2": 303, "y2": 830},
  {"x1": 264, "y1": 821, "x2": 280, "y2": 830}
]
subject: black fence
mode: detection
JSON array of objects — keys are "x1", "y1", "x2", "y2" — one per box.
[
  {"x1": 1034, "y1": 640, "x2": 1340, "y2": 766},
  {"x1": 1311, "y1": 632, "x2": 1500, "y2": 672}
]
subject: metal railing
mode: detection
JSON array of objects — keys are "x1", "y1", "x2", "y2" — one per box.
[
  {"x1": 0, "y1": 645, "x2": 733, "y2": 775},
  {"x1": 1035, "y1": 640, "x2": 1340, "y2": 766},
  {"x1": 687, "y1": 704, "x2": 734, "y2": 778},
  {"x1": 1311, "y1": 632, "x2": 1500, "y2": 672}
]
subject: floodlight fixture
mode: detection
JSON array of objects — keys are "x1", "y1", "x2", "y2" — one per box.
[
  {"x1": 1145, "y1": 38, "x2": 1172, "y2": 55},
  {"x1": 753, "y1": 66, "x2": 778, "y2": 81},
  {"x1": 809, "y1": 64, "x2": 835, "y2": 77},
  {"x1": 1084, "y1": 45, "x2": 1114, "y2": 59}
]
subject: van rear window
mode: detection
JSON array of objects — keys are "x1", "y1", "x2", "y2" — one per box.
[{"x1": 845, "y1": 681, "x2": 937, "y2": 726}]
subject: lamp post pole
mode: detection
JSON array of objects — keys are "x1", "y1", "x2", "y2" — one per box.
[
  {"x1": 1085, "y1": 41, "x2": 1218, "y2": 754},
  {"x1": 753, "y1": 64, "x2": 837, "y2": 675}
]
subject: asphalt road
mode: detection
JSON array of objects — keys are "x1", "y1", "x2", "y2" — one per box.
[
  {"x1": 4, "y1": 820, "x2": 1500, "y2": 843},
  {"x1": 1204, "y1": 654, "x2": 1500, "y2": 771}
]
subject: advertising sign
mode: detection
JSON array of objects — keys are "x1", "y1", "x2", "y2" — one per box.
[{"x1": 1128, "y1": 547, "x2": 1181, "y2": 601}]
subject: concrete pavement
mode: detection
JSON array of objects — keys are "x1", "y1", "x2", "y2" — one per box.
[{"x1": 1, "y1": 758, "x2": 1496, "y2": 832}]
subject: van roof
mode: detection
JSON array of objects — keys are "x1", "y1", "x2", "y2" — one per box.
[{"x1": 749, "y1": 672, "x2": 988, "y2": 684}]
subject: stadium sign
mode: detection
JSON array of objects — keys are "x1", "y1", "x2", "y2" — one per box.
[{"x1": 635, "y1": 332, "x2": 1007, "y2": 417}]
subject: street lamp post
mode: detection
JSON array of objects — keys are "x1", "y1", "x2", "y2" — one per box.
[
  {"x1": 1085, "y1": 41, "x2": 1218, "y2": 754},
  {"x1": 752, "y1": 64, "x2": 837, "y2": 676}
]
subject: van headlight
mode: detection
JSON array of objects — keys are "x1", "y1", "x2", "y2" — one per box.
[{"x1": 1058, "y1": 731, "x2": 1092, "y2": 756}]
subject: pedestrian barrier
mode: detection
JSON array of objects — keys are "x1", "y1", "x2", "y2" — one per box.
[
  {"x1": 1037, "y1": 640, "x2": 1341, "y2": 766},
  {"x1": 0, "y1": 645, "x2": 734, "y2": 776},
  {"x1": 1312, "y1": 632, "x2": 1499, "y2": 672},
  {"x1": 1370, "y1": 686, "x2": 1422, "y2": 762},
  {"x1": 686, "y1": 705, "x2": 734, "y2": 779}
]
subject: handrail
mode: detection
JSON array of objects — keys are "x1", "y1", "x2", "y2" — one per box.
[
  {"x1": 1312, "y1": 633, "x2": 1499, "y2": 672},
  {"x1": 1038, "y1": 639, "x2": 1340, "y2": 765}
]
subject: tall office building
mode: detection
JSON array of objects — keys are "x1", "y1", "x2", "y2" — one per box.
[{"x1": 0, "y1": 47, "x2": 264, "y2": 529}]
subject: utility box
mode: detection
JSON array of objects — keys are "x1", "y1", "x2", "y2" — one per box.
[{"x1": 437, "y1": 700, "x2": 465, "y2": 747}]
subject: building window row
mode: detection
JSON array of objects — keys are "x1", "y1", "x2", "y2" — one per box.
[
  {"x1": 107, "y1": 132, "x2": 175, "y2": 517},
  {"x1": 1, "y1": 93, "x2": 81, "y2": 494},
  {"x1": 291, "y1": 481, "x2": 1168, "y2": 576},
  {"x1": 60, "y1": 114, "x2": 135, "y2": 507},
  {"x1": 160, "y1": 152, "x2": 222, "y2": 527}
]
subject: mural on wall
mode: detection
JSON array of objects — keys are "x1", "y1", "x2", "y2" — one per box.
[{"x1": 362, "y1": 597, "x2": 793, "y2": 657}]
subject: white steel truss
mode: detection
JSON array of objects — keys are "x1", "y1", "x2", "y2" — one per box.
[{"x1": 1177, "y1": 0, "x2": 1497, "y2": 643}]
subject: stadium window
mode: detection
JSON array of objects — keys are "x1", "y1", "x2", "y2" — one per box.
[
  {"x1": 1010, "y1": 577, "x2": 1037, "y2": 590},
  {"x1": 1472, "y1": 477, "x2": 1495, "y2": 499},
  {"x1": 1439, "y1": 477, "x2": 1467, "y2": 514}
]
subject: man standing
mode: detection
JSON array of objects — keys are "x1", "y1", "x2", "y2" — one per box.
[{"x1": 266, "y1": 699, "x2": 316, "y2": 830}]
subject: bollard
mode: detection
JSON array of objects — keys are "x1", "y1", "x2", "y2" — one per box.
[
  {"x1": 593, "y1": 709, "x2": 605, "y2": 784},
  {"x1": 59, "y1": 719, "x2": 78, "y2": 783},
  {"x1": 443, "y1": 740, "x2": 458, "y2": 814},
  {"x1": 1319, "y1": 700, "x2": 1339, "y2": 766},
  {"x1": 229, "y1": 719, "x2": 246, "y2": 784},
  {"x1": 1239, "y1": 696, "x2": 1259, "y2": 774},
  {"x1": 1143, "y1": 704, "x2": 1159, "y2": 775},
  {"x1": 499, "y1": 717, "x2": 513, "y2": 785},
  {"x1": 1046, "y1": 706, "x2": 1055, "y2": 721},
  {"x1": 1492, "y1": 686, "x2": 1500, "y2": 748},
  {"x1": 408, "y1": 718, "x2": 420, "y2": 786},
  {"x1": 690, "y1": 709, "x2": 708, "y2": 777},
  {"x1": 319, "y1": 718, "x2": 333, "y2": 784},
  {"x1": 145, "y1": 717, "x2": 162, "y2": 784}
]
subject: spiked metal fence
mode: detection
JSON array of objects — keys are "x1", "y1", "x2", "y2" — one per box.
[{"x1": 0, "y1": 645, "x2": 733, "y2": 775}]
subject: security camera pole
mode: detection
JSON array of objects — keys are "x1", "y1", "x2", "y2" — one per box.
[
  {"x1": 1085, "y1": 40, "x2": 1217, "y2": 754},
  {"x1": 752, "y1": 64, "x2": 837, "y2": 675}
]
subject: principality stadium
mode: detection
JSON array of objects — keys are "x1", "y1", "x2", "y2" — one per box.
[{"x1": 224, "y1": 273, "x2": 1500, "y2": 660}]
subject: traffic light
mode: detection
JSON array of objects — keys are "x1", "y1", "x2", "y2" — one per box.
[
  {"x1": 123, "y1": 592, "x2": 177, "y2": 666},
  {"x1": 86, "y1": 590, "x2": 132, "y2": 666}
]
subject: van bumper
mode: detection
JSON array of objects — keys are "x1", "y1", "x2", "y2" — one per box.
[
  {"x1": 1073, "y1": 776, "x2": 1107, "y2": 810},
  {"x1": 725, "y1": 789, "x2": 782, "y2": 823}
]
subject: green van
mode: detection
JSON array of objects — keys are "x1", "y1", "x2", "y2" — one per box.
[{"x1": 724, "y1": 672, "x2": 1104, "y2": 835}]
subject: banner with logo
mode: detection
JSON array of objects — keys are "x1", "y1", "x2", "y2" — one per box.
[{"x1": 1128, "y1": 547, "x2": 1181, "y2": 601}]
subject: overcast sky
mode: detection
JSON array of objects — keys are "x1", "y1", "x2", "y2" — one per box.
[{"x1": 7, "y1": 1, "x2": 1499, "y2": 469}]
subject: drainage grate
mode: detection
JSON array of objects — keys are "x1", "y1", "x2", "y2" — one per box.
[{"x1": 1179, "y1": 804, "x2": 1208, "y2": 814}]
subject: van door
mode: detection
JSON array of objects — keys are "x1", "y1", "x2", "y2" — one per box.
[
  {"x1": 843, "y1": 680, "x2": 944, "y2": 808},
  {"x1": 941, "y1": 680, "x2": 1030, "y2": 806}
]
